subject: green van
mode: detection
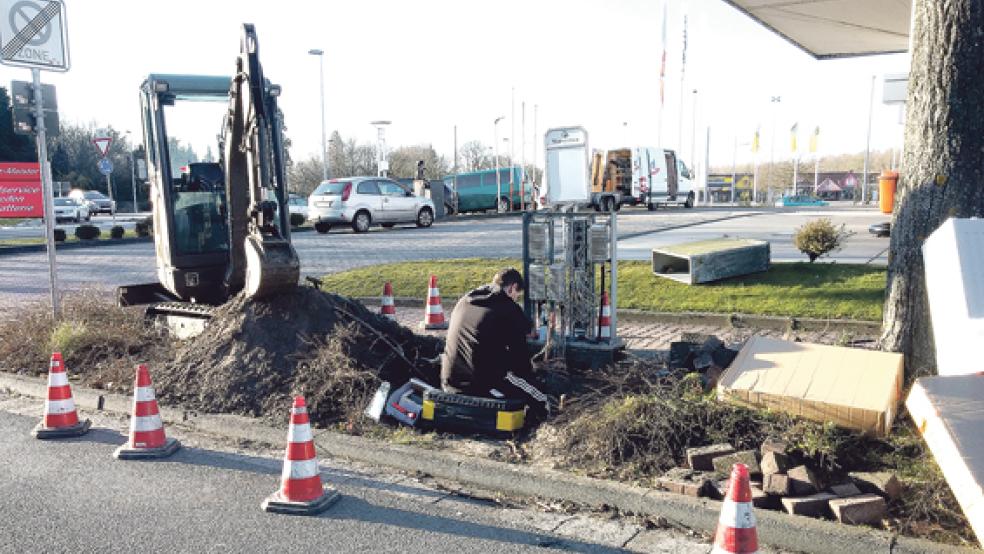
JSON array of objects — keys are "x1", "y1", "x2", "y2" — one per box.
[{"x1": 443, "y1": 167, "x2": 530, "y2": 213}]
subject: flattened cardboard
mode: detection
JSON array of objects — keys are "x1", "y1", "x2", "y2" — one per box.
[
  {"x1": 717, "y1": 336, "x2": 903, "y2": 436},
  {"x1": 907, "y1": 375, "x2": 984, "y2": 547}
]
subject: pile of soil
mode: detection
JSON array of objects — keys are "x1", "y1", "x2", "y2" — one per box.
[{"x1": 154, "y1": 285, "x2": 443, "y2": 427}]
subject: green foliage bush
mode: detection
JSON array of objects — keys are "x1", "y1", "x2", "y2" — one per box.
[
  {"x1": 290, "y1": 212, "x2": 306, "y2": 227},
  {"x1": 74, "y1": 224, "x2": 100, "y2": 240},
  {"x1": 110, "y1": 225, "x2": 125, "y2": 239},
  {"x1": 135, "y1": 216, "x2": 152, "y2": 237},
  {"x1": 793, "y1": 218, "x2": 852, "y2": 262},
  {"x1": 53, "y1": 228, "x2": 66, "y2": 242}
]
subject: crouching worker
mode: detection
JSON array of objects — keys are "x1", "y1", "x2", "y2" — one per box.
[{"x1": 441, "y1": 268, "x2": 555, "y2": 421}]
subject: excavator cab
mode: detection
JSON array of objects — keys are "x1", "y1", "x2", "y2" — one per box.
[{"x1": 119, "y1": 25, "x2": 299, "y2": 318}]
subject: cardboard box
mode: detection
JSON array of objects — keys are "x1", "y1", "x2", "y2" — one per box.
[
  {"x1": 717, "y1": 336, "x2": 903, "y2": 436},
  {"x1": 906, "y1": 375, "x2": 984, "y2": 547}
]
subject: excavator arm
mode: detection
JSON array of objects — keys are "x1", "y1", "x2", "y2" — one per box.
[{"x1": 223, "y1": 24, "x2": 300, "y2": 299}]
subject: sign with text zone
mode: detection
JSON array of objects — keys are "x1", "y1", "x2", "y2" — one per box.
[{"x1": 0, "y1": 162, "x2": 43, "y2": 217}]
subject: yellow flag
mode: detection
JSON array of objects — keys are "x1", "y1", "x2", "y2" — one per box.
[
  {"x1": 752, "y1": 128, "x2": 760, "y2": 153},
  {"x1": 809, "y1": 126, "x2": 819, "y2": 153},
  {"x1": 790, "y1": 123, "x2": 799, "y2": 153}
]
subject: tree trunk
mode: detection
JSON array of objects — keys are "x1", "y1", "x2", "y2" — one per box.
[{"x1": 880, "y1": 0, "x2": 984, "y2": 378}]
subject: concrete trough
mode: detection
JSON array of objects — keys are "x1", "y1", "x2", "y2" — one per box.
[{"x1": 651, "y1": 238, "x2": 770, "y2": 285}]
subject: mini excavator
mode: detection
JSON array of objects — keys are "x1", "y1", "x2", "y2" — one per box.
[{"x1": 118, "y1": 24, "x2": 300, "y2": 336}]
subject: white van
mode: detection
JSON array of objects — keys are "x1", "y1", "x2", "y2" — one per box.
[{"x1": 590, "y1": 147, "x2": 695, "y2": 210}]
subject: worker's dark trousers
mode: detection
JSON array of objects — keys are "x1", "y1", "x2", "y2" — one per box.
[{"x1": 488, "y1": 372, "x2": 553, "y2": 420}]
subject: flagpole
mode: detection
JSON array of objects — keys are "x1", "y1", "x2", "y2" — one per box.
[
  {"x1": 677, "y1": 14, "x2": 687, "y2": 151},
  {"x1": 658, "y1": 1, "x2": 668, "y2": 146}
]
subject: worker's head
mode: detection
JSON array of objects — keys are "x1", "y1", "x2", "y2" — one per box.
[{"x1": 493, "y1": 267, "x2": 524, "y2": 301}]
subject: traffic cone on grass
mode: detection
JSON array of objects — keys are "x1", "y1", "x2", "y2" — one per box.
[
  {"x1": 33, "y1": 352, "x2": 91, "y2": 439},
  {"x1": 420, "y1": 275, "x2": 448, "y2": 330},
  {"x1": 597, "y1": 291, "x2": 612, "y2": 340},
  {"x1": 114, "y1": 364, "x2": 180, "y2": 459},
  {"x1": 262, "y1": 396, "x2": 339, "y2": 515},
  {"x1": 712, "y1": 463, "x2": 759, "y2": 554},
  {"x1": 381, "y1": 282, "x2": 396, "y2": 320}
]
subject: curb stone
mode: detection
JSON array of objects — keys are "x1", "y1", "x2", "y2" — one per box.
[{"x1": 0, "y1": 373, "x2": 971, "y2": 554}]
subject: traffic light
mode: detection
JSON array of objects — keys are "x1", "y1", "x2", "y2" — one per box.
[{"x1": 9, "y1": 80, "x2": 59, "y2": 137}]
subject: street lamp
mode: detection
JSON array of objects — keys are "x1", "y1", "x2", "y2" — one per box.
[
  {"x1": 769, "y1": 96, "x2": 781, "y2": 204},
  {"x1": 494, "y1": 116, "x2": 505, "y2": 211},
  {"x1": 124, "y1": 130, "x2": 137, "y2": 213},
  {"x1": 371, "y1": 120, "x2": 391, "y2": 177},
  {"x1": 308, "y1": 49, "x2": 328, "y2": 181}
]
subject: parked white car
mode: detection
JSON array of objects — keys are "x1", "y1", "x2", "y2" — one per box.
[
  {"x1": 53, "y1": 197, "x2": 90, "y2": 223},
  {"x1": 308, "y1": 177, "x2": 436, "y2": 234},
  {"x1": 288, "y1": 194, "x2": 308, "y2": 219}
]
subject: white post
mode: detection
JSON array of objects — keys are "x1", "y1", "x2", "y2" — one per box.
[
  {"x1": 813, "y1": 156, "x2": 820, "y2": 196},
  {"x1": 862, "y1": 74, "x2": 875, "y2": 204},
  {"x1": 494, "y1": 115, "x2": 504, "y2": 211},
  {"x1": 521, "y1": 101, "x2": 526, "y2": 211},
  {"x1": 510, "y1": 87, "x2": 515, "y2": 208},
  {"x1": 33, "y1": 69, "x2": 59, "y2": 318},
  {"x1": 704, "y1": 126, "x2": 710, "y2": 206},
  {"x1": 730, "y1": 134, "x2": 738, "y2": 205},
  {"x1": 309, "y1": 49, "x2": 328, "y2": 180}
]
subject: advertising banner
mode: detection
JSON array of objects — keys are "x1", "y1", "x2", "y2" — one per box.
[{"x1": 0, "y1": 162, "x2": 43, "y2": 218}]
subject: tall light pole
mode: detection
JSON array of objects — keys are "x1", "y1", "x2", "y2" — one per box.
[
  {"x1": 371, "y1": 120, "x2": 391, "y2": 177},
  {"x1": 768, "y1": 96, "x2": 781, "y2": 203},
  {"x1": 494, "y1": 115, "x2": 505, "y2": 211},
  {"x1": 124, "y1": 130, "x2": 138, "y2": 213},
  {"x1": 308, "y1": 49, "x2": 328, "y2": 181},
  {"x1": 862, "y1": 75, "x2": 875, "y2": 204},
  {"x1": 690, "y1": 89, "x2": 698, "y2": 169}
]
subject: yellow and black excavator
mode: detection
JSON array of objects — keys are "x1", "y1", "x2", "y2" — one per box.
[{"x1": 118, "y1": 24, "x2": 300, "y2": 335}]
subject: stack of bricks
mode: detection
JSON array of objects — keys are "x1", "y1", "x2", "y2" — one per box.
[{"x1": 661, "y1": 438, "x2": 896, "y2": 528}]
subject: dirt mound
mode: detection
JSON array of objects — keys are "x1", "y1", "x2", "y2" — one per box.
[{"x1": 154, "y1": 285, "x2": 443, "y2": 426}]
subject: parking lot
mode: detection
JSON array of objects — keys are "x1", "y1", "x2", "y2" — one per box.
[{"x1": 0, "y1": 206, "x2": 889, "y2": 314}]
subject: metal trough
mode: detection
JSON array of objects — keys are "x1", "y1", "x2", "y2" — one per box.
[{"x1": 651, "y1": 238, "x2": 770, "y2": 285}]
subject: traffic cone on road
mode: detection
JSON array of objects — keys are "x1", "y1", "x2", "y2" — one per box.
[
  {"x1": 712, "y1": 463, "x2": 759, "y2": 554},
  {"x1": 597, "y1": 291, "x2": 612, "y2": 340},
  {"x1": 114, "y1": 364, "x2": 180, "y2": 460},
  {"x1": 33, "y1": 352, "x2": 91, "y2": 439},
  {"x1": 262, "y1": 396, "x2": 339, "y2": 515},
  {"x1": 420, "y1": 275, "x2": 448, "y2": 330},
  {"x1": 381, "y1": 282, "x2": 396, "y2": 320}
]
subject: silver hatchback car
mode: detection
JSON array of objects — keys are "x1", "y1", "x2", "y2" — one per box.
[{"x1": 307, "y1": 177, "x2": 436, "y2": 234}]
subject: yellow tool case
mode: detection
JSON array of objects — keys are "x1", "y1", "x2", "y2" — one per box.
[{"x1": 420, "y1": 389, "x2": 526, "y2": 437}]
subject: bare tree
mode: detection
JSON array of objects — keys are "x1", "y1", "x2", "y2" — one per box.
[
  {"x1": 287, "y1": 157, "x2": 325, "y2": 196},
  {"x1": 387, "y1": 144, "x2": 450, "y2": 179},
  {"x1": 458, "y1": 140, "x2": 492, "y2": 171},
  {"x1": 881, "y1": 0, "x2": 984, "y2": 377}
]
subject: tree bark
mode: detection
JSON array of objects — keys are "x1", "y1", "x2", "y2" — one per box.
[{"x1": 880, "y1": 0, "x2": 984, "y2": 378}]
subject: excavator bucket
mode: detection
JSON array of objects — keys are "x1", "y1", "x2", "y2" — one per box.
[{"x1": 244, "y1": 234, "x2": 299, "y2": 299}]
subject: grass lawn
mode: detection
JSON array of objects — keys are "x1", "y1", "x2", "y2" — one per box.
[
  {"x1": 320, "y1": 259, "x2": 886, "y2": 321},
  {"x1": 0, "y1": 229, "x2": 143, "y2": 247},
  {"x1": 0, "y1": 218, "x2": 31, "y2": 227}
]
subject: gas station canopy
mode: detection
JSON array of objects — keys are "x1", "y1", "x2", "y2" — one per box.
[{"x1": 721, "y1": 0, "x2": 912, "y2": 59}]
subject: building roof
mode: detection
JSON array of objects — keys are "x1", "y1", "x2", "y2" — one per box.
[{"x1": 720, "y1": 0, "x2": 911, "y2": 59}]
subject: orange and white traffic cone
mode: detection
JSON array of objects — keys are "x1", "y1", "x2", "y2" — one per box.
[
  {"x1": 33, "y1": 352, "x2": 91, "y2": 439},
  {"x1": 597, "y1": 291, "x2": 612, "y2": 340},
  {"x1": 262, "y1": 396, "x2": 340, "y2": 515},
  {"x1": 420, "y1": 275, "x2": 448, "y2": 330},
  {"x1": 114, "y1": 364, "x2": 180, "y2": 459},
  {"x1": 381, "y1": 282, "x2": 396, "y2": 320},
  {"x1": 712, "y1": 463, "x2": 759, "y2": 554}
]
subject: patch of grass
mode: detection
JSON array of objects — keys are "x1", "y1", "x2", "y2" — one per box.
[
  {"x1": 0, "y1": 218, "x2": 32, "y2": 227},
  {"x1": 49, "y1": 321, "x2": 89, "y2": 359},
  {"x1": 0, "y1": 229, "x2": 142, "y2": 247},
  {"x1": 320, "y1": 259, "x2": 886, "y2": 321}
]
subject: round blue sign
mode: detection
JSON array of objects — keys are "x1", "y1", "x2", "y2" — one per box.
[{"x1": 97, "y1": 157, "x2": 113, "y2": 175}]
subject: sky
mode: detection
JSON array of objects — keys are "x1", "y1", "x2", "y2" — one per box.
[{"x1": 0, "y1": 0, "x2": 911, "y2": 174}]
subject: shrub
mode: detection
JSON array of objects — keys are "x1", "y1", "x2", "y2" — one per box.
[
  {"x1": 290, "y1": 212, "x2": 306, "y2": 227},
  {"x1": 53, "y1": 228, "x2": 66, "y2": 242},
  {"x1": 793, "y1": 218, "x2": 852, "y2": 262},
  {"x1": 135, "y1": 216, "x2": 152, "y2": 237},
  {"x1": 110, "y1": 225, "x2": 125, "y2": 239},
  {"x1": 74, "y1": 224, "x2": 101, "y2": 240}
]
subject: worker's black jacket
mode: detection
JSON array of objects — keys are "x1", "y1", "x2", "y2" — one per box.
[{"x1": 441, "y1": 285, "x2": 533, "y2": 394}]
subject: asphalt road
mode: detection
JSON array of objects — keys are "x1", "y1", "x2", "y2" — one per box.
[
  {"x1": 0, "y1": 206, "x2": 888, "y2": 313},
  {"x1": 0, "y1": 406, "x2": 707, "y2": 553}
]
